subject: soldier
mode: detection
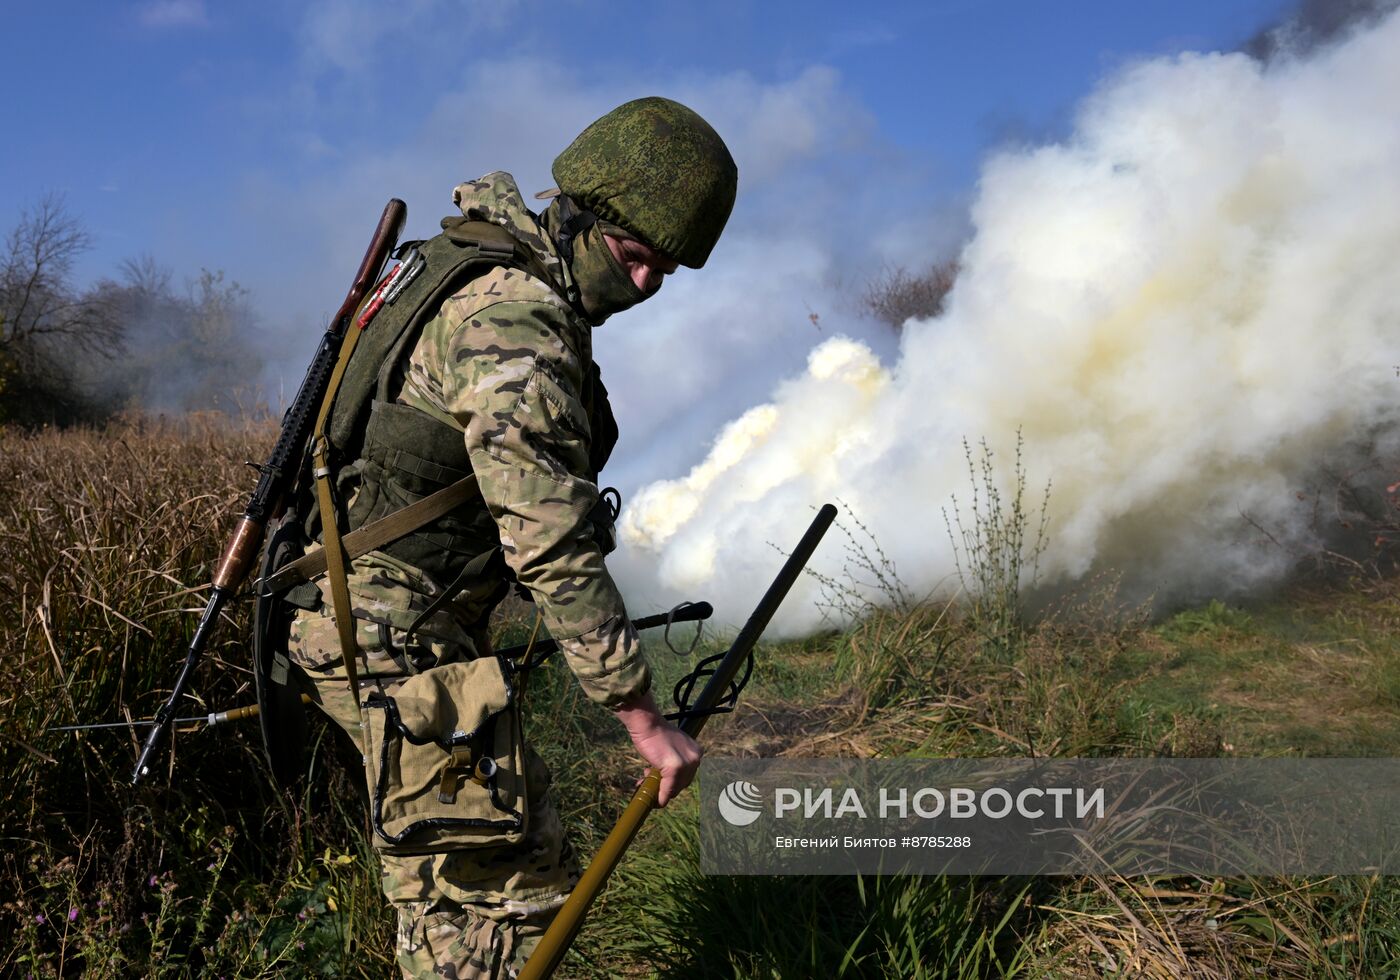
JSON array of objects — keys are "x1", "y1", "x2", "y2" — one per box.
[{"x1": 284, "y1": 97, "x2": 738, "y2": 978}]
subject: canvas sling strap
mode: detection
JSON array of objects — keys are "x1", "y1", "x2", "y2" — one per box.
[
  {"x1": 263, "y1": 218, "x2": 554, "y2": 598},
  {"x1": 261, "y1": 473, "x2": 481, "y2": 596},
  {"x1": 309, "y1": 289, "x2": 376, "y2": 747},
  {"x1": 288, "y1": 219, "x2": 555, "y2": 736}
]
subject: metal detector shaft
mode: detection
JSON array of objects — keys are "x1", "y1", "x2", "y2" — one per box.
[
  {"x1": 497, "y1": 601, "x2": 713, "y2": 666},
  {"x1": 518, "y1": 503, "x2": 837, "y2": 980}
]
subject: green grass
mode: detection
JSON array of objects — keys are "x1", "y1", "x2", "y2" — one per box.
[
  {"x1": 1111, "y1": 586, "x2": 1400, "y2": 756},
  {"x1": 543, "y1": 567, "x2": 1398, "y2": 976},
  {"x1": 585, "y1": 797, "x2": 1035, "y2": 980}
]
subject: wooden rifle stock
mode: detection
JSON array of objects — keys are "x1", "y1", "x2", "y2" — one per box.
[{"x1": 129, "y1": 198, "x2": 407, "y2": 786}]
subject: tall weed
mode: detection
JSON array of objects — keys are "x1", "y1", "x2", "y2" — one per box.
[{"x1": 943, "y1": 430, "x2": 1050, "y2": 663}]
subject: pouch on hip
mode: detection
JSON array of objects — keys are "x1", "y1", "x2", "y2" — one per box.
[{"x1": 363, "y1": 655, "x2": 526, "y2": 853}]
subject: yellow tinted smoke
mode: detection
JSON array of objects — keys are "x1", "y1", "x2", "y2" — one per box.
[{"x1": 618, "y1": 13, "x2": 1400, "y2": 634}]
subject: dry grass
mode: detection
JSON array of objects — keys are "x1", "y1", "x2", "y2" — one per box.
[
  {"x1": 1027, "y1": 873, "x2": 1396, "y2": 978},
  {"x1": 3, "y1": 417, "x2": 1397, "y2": 978},
  {"x1": 0, "y1": 413, "x2": 395, "y2": 977}
]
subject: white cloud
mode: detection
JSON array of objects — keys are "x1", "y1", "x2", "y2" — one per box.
[
  {"x1": 296, "y1": 0, "x2": 518, "y2": 77},
  {"x1": 237, "y1": 57, "x2": 906, "y2": 423},
  {"x1": 666, "y1": 66, "x2": 876, "y2": 187},
  {"x1": 136, "y1": 0, "x2": 208, "y2": 28}
]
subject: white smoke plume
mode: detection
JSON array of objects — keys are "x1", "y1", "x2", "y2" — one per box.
[{"x1": 613, "y1": 9, "x2": 1400, "y2": 634}]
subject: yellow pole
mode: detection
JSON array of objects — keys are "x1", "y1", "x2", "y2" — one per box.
[{"x1": 519, "y1": 504, "x2": 837, "y2": 979}]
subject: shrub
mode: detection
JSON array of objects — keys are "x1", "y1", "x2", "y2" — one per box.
[{"x1": 863, "y1": 260, "x2": 959, "y2": 331}]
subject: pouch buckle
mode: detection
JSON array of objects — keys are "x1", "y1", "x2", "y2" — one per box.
[{"x1": 437, "y1": 745, "x2": 476, "y2": 805}]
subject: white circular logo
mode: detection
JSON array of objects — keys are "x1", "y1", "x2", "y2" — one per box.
[{"x1": 717, "y1": 780, "x2": 764, "y2": 827}]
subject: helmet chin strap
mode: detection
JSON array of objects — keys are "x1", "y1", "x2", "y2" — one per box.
[{"x1": 553, "y1": 194, "x2": 598, "y2": 267}]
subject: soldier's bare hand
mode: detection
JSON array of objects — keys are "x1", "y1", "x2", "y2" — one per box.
[{"x1": 612, "y1": 690, "x2": 703, "y2": 806}]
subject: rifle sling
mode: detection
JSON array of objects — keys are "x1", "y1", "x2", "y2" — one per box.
[
  {"x1": 311, "y1": 306, "x2": 371, "y2": 739},
  {"x1": 296, "y1": 221, "x2": 534, "y2": 730},
  {"x1": 261, "y1": 472, "x2": 480, "y2": 594}
]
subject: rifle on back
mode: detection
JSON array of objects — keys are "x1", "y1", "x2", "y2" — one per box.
[{"x1": 129, "y1": 199, "x2": 407, "y2": 786}]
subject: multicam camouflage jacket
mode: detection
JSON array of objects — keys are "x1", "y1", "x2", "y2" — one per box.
[{"x1": 290, "y1": 172, "x2": 650, "y2": 708}]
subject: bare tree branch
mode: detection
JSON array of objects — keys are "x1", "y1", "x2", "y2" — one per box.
[
  {"x1": 863, "y1": 259, "x2": 960, "y2": 332},
  {"x1": 0, "y1": 194, "x2": 121, "y2": 359}
]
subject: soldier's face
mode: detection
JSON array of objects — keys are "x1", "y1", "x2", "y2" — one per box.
[{"x1": 603, "y1": 232, "x2": 679, "y2": 297}]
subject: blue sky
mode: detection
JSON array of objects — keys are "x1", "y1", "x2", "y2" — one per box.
[
  {"x1": 6, "y1": 0, "x2": 1300, "y2": 482},
  {"x1": 24, "y1": 0, "x2": 1400, "y2": 626},
  {"x1": 9, "y1": 1, "x2": 1292, "y2": 293}
]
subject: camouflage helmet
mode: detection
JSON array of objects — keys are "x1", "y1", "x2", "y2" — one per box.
[{"x1": 552, "y1": 97, "x2": 737, "y2": 269}]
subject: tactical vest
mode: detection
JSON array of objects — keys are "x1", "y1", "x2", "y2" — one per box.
[
  {"x1": 254, "y1": 214, "x2": 620, "y2": 789},
  {"x1": 302, "y1": 216, "x2": 619, "y2": 594}
]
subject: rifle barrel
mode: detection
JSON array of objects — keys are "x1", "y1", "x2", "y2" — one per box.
[
  {"x1": 129, "y1": 587, "x2": 229, "y2": 783},
  {"x1": 53, "y1": 694, "x2": 310, "y2": 733}
]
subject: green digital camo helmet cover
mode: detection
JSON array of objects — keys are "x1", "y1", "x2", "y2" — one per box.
[{"x1": 552, "y1": 97, "x2": 737, "y2": 269}]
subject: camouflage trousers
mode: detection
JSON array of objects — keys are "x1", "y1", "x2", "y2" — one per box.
[{"x1": 291, "y1": 611, "x2": 580, "y2": 979}]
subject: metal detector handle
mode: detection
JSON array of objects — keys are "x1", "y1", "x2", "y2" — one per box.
[{"x1": 517, "y1": 503, "x2": 837, "y2": 980}]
